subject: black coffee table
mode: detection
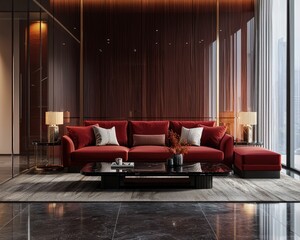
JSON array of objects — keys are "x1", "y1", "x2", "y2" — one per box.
[{"x1": 80, "y1": 162, "x2": 232, "y2": 189}]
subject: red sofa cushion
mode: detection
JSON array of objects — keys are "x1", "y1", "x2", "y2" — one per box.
[
  {"x1": 170, "y1": 120, "x2": 215, "y2": 135},
  {"x1": 183, "y1": 146, "x2": 224, "y2": 162},
  {"x1": 67, "y1": 125, "x2": 98, "y2": 149},
  {"x1": 129, "y1": 146, "x2": 173, "y2": 161},
  {"x1": 84, "y1": 120, "x2": 128, "y2": 146},
  {"x1": 234, "y1": 147, "x2": 281, "y2": 171},
  {"x1": 129, "y1": 121, "x2": 169, "y2": 146},
  {"x1": 200, "y1": 125, "x2": 227, "y2": 149},
  {"x1": 71, "y1": 146, "x2": 129, "y2": 163}
]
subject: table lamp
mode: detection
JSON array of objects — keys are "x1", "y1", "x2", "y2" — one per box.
[
  {"x1": 45, "y1": 111, "x2": 63, "y2": 143},
  {"x1": 238, "y1": 112, "x2": 257, "y2": 143}
]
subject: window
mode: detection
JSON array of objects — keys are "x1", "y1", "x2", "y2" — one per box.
[
  {"x1": 271, "y1": 0, "x2": 287, "y2": 164},
  {"x1": 292, "y1": 0, "x2": 300, "y2": 171}
]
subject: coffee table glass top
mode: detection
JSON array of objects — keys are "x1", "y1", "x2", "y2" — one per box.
[{"x1": 80, "y1": 162, "x2": 232, "y2": 176}]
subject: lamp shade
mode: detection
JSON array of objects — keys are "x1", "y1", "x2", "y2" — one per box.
[
  {"x1": 238, "y1": 112, "x2": 257, "y2": 125},
  {"x1": 45, "y1": 112, "x2": 64, "y2": 125}
]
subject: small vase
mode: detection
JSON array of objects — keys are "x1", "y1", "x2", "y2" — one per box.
[{"x1": 173, "y1": 154, "x2": 183, "y2": 166}]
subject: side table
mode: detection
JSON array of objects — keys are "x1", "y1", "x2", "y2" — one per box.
[
  {"x1": 32, "y1": 140, "x2": 63, "y2": 171},
  {"x1": 234, "y1": 141, "x2": 264, "y2": 147}
]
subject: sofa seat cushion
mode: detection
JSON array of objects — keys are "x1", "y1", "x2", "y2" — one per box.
[
  {"x1": 84, "y1": 120, "x2": 128, "y2": 146},
  {"x1": 129, "y1": 146, "x2": 173, "y2": 161},
  {"x1": 71, "y1": 146, "x2": 129, "y2": 162},
  {"x1": 183, "y1": 146, "x2": 224, "y2": 162},
  {"x1": 234, "y1": 147, "x2": 281, "y2": 171}
]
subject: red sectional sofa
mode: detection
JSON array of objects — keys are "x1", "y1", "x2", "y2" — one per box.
[{"x1": 62, "y1": 120, "x2": 234, "y2": 170}]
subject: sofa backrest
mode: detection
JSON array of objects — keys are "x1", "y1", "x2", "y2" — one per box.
[
  {"x1": 128, "y1": 121, "x2": 169, "y2": 147},
  {"x1": 67, "y1": 120, "x2": 225, "y2": 149},
  {"x1": 169, "y1": 120, "x2": 216, "y2": 135}
]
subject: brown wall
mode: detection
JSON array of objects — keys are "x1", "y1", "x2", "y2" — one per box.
[
  {"x1": 83, "y1": 0, "x2": 254, "y2": 120},
  {"x1": 83, "y1": 0, "x2": 217, "y2": 120}
]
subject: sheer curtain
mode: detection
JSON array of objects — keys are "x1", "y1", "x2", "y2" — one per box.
[
  {"x1": 255, "y1": 0, "x2": 287, "y2": 157},
  {"x1": 255, "y1": 0, "x2": 273, "y2": 149}
]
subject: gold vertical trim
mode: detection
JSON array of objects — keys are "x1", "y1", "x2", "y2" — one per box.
[
  {"x1": 80, "y1": 0, "x2": 84, "y2": 124},
  {"x1": 216, "y1": 0, "x2": 220, "y2": 126}
]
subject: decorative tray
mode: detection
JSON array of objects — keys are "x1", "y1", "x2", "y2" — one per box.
[{"x1": 111, "y1": 162, "x2": 135, "y2": 168}]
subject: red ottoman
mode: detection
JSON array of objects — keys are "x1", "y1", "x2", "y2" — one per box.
[{"x1": 234, "y1": 147, "x2": 281, "y2": 178}]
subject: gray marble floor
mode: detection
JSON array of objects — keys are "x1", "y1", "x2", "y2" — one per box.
[{"x1": 0, "y1": 202, "x2": 299, "y2": 239}]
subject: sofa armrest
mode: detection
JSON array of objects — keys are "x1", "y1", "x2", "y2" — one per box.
[
  {"x1": 219, "y1": 134, "x2": 234, "y2": 167},
  {"x1": 62, "y1": 135, "x2": 75, "y2": 167}
]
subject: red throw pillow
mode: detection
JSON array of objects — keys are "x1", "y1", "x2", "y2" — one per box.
[
  {"x1": 66, "y1": 124, "x2": 98, "y2": 149},
  {"x1": 84, "y1": 120, "x2": 128, "y2": 146},
  {"x1": 170, "y1": 121, "x2": 216, "y2": 135},
  {"x1": 200, "y1": 125, "x2": 227, "y2": 148}
]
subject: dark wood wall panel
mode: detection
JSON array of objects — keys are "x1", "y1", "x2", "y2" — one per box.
[
  {"x1": 51, "y1": 22, "x2": 80, "y2": 116},
  {"x1": 84, "y1": 0, "x2": 142, "y2": 119},
  {"x1": 83, "y1": 0, "x2": 217, "y2": 120},
  {"x1": 82, "y1": 0, "x2": 255, "y2": 120}
]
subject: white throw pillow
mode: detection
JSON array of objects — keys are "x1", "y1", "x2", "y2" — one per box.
[
  {"x1": 180, "y1": 126, "x2": 204, "y2": 146},
  {"x1": 93, "y1": 126, "x2": 119, "y2": 146}
]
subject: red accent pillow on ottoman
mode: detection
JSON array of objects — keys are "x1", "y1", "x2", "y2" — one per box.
[{"x1": 67, "y1": 125, "x2": 98, "y2": 149}]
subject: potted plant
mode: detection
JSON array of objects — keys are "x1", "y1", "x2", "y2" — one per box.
[{"x1": 168, "y1": 130, "x2": 188, "y2": 165}]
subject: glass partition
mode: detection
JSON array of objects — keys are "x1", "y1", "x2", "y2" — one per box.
[{"x1": 0, "y1": 1, "x2": 13, "y2": 183}]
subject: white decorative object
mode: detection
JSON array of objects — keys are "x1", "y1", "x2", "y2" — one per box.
[
  {"x1": 93, "y1": 126, "x2": 119, "y2": 146},
  {"x1": 111, "y1": 162, "x2": 134, "y2": 168},
  {"x1": 238, "y1": 112, "x2": 257, "y2": 143},
  {"x1": 45, "y1": 112, "x2": 64, "y2": 143},
  {"x1": 180, "y1": 126, "x2": 204, "y2": 146}
]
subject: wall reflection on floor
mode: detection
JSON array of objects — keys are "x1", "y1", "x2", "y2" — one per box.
[
  {"x1": 0, "y1": 155, "x2": 33, "y2": 184},
  {"x1": 0, "y1": 202, "x2": 299, "y2": 239}
]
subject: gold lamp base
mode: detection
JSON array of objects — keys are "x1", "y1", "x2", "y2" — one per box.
[
  {"x1": 243, "y1": 125, "x2": 253, "y2": 143},
  {"x1": 48, "y1": 125, "x2": 59, "y2": 143}
]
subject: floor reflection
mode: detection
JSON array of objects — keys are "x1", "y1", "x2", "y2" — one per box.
[
  {"x1": 0, "y1": 202, "x2": 299, "y2": 239},
  {"x1": 0, "y1": 155, "x2": 34, "y2": 184}
]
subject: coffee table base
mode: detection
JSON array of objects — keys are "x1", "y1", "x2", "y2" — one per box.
[{"x1": 100, "y1": 175, "x2": 213, "y2": 189}]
